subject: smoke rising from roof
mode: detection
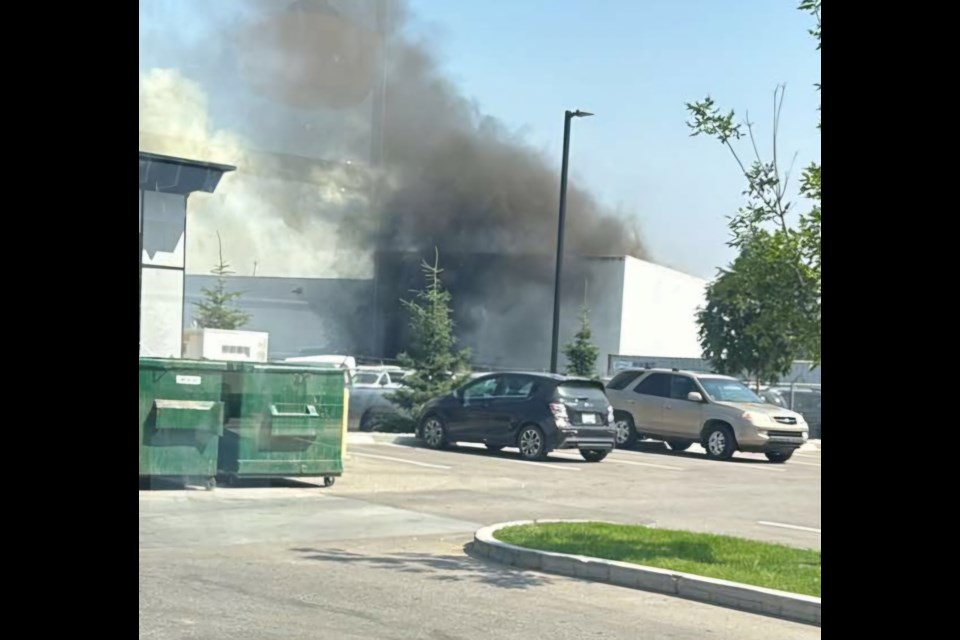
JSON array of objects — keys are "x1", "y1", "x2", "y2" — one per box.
[{"x1": 138, "y1": 0, "x2": 648, "y2": 279}]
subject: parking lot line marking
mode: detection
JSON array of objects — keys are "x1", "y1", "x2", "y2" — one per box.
[
  {"x1": 790, "y1": 461, "x2": 821, "y2": 467},
  {"x1": 613, "y1": 448, "x2": 692, "y2": 458},
  {"x1": 603, "y1": 448, "x2": 791, "y2": 471},
  {"x1": 608, "y1": 458, "x2": 686, "y2": 471},
  {"x1": 732, "y1": 463, "x2": 784, "y2": 472},
  {"x1": 350, "y1": 452, "x2": 452, "y2": 470},
  {"x1": 758, "y1": 521, "x2": 821, "y2": 534},
  {"x1": 548, "y1": 451, "x2": 684, "y2": 471},
  {"x1": 505, "y1": 459, "x2": 582, "y2": 471}
]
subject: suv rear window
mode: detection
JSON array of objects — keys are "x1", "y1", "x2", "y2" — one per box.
[
  {"x1": 606, "y1": 370, "x2": 643, "y2": 390},
  {"x1": 556, "y1": 381, "x2": 608, "y2": 401}
]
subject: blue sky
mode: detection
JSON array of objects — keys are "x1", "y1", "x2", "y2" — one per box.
[{"x1": 405, "y1": 0, "x2": 821, "y2": 277}]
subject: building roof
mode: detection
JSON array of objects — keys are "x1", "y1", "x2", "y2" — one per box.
[{"x1": 139, "y1": 151, "x2": 237, "y2": 195}]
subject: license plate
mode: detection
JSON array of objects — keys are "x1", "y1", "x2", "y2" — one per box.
[{"x1": 582, "y1": 413, "x2": 597, "y2": 425}]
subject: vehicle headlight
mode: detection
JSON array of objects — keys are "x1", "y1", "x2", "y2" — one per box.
[
  {"x1": 607, "y1": 405, "x2": 615, "y2": 424},
  {"x1": 741, "y1": 411, "x2": 773, "y2": 427}
]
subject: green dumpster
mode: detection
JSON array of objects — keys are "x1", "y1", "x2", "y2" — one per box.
[
  {"x1": 139, "y1": 357, "x2": 227, "y2": 490},
  {"x1": 219, "y1": 362, "x2": 347, "y2": 487}
]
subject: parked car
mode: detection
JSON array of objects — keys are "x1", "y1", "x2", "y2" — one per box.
[
  {"x1": 349, "y1": 366, "x2": 413, "y2": 431},
  {"x1": 605, "y1": 368, "x2": 809, "y2": 462},
  {"x1": 352, "y1": 365, "x2": 409, "y2": 388},
  {"x1": 416, "y1": 372, "x2": 617, "y2": 462}
]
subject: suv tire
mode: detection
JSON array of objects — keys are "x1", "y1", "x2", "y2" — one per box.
[
  {"x1": 613, "y1": 412, "x2": 639, "y2": 448},
  {"x1": 703, "y1": 424, "x2": 736, "y2": 460}
]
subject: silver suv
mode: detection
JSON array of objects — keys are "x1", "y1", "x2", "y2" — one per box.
[{"x1": 605, "y1": 368, "x2": 809, "y2": 462}]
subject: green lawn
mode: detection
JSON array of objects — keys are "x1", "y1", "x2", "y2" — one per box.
[{"x1": 495, "y1": 522, "x2": 820, "y2": 597}]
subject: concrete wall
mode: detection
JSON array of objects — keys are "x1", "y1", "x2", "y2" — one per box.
[{"x1": 618, "y1": 257, "x2": 707, "y2": 359}]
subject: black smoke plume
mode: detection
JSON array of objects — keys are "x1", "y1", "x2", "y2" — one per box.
[{"x1": 233, "y1": 0, "x2": 648, "y2": 261}]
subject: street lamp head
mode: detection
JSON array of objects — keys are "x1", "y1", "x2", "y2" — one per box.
[{"x1": 572, "y1": 110, "x2": 594, "y2": 118}]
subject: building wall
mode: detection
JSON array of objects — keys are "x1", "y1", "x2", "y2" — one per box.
[
  {"x1": 618, "y1": 257, "x2": 707, "y2": 359},
  {"x1": 140, "y1": 190, "x2": 188, "y2": 358},
  {"x1": 182, "y1": 255, "x2": 714, "y2": 375},
  {"x1": 373, "y1": 252, "x2": 626, "y2": 373},
  {"x1": 184, "y1": 275, "x2": 374, "y2": 360},
  {"x1": 568, "y1": 258, "x2": 625, "y2": 373}
]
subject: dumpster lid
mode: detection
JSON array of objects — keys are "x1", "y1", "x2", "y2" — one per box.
[
  {"x1": 227, "y1": 361, "x2": 347, "y2": 374},
  {"x1": 139, "y1": 357, "x2": 229, "y2": 371}
]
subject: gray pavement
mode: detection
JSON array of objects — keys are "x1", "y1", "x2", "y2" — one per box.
[
  {"x1": 339, "y1": 440, "x2": 821, "y2": 548},
  {"x1": 139, "y1": 440, "x2": 821, "y2": 639}
]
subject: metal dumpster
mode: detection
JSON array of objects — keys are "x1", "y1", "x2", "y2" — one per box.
[
  {"x1": 139, "y1": 357, "x2": 227, "y2": 490},
  {"x1": 219, "y1": 362, "x2": 347, "y2": 486}
]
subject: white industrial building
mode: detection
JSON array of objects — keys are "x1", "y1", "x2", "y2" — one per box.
[
  {"x1": 585, "y1": 256, "x2": 708, "y2": 363},
  {"x1": 185, "y1": 254, "x2": 709, "y2": 375}
]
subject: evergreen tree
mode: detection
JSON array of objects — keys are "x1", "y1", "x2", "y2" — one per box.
[
  {"x1": 563, "y1": 305, "x2": 600, "y2": 378},
  {"x1": 387, "y1": 248, "x2": 471, "y2": 416},
  {"x1": 193, "y1": 232, "x2": 251, "y2": 330}
]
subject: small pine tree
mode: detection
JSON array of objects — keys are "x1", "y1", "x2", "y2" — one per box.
[
  {"x1": 387, "y1": 248, "x2": 471, "y2": 416},
  {"x1": 563, "y1": 305, "x2": 600, "y2": 378},
  {"x1": 193, "y1": 232, "x2": 251, "y2": 330}
]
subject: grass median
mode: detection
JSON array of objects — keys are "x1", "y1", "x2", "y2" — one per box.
[{"x1": 494, "y1": 522, "x2": 820, "y2": 597}]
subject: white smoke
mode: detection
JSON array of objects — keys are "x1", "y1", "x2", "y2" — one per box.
[{"x1": 138, "y1": 67, "x2": 374, "y2": 278}]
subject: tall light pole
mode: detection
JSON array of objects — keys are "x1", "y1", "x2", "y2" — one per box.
[{"x1": 550, "y1": 109, "x2": 593, "y2": 373}]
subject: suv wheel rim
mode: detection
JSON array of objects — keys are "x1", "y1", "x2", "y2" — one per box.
[
  {"x1": 614, "y1": 420, "x2": 630, "y2": 444},
  {"x1": 519, "y1": 429, "x2": 542, "y2": 457},
  {"x1": 707, "y1": 430, "x2": 726, "y2": 455},
  {"x1": 424, "y1": 418, "x2": 443, "y2": 447}
]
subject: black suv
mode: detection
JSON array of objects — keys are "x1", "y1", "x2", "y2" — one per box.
[{"x1": 416, "y1": 372, "x2": 616, "y2": 462}]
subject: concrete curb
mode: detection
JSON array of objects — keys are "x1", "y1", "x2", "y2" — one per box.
[
  {"x1": 473, "y1": 520, "x2": 821, "y2": 627},
  {"x1": 348, "y1": 432, "x2": 820, "y2": 452}
]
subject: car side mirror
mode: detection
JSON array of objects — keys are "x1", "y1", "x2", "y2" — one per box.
[{"x1": 687, "y1": 391, "x2": 704, "y2": 403}]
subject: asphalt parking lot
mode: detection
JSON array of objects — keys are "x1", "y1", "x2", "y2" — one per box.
[
  {"x1": 340, "y1": 438, "x2": 821, "y2": 548},
  {"x1": 139, "y1": 439, "x2": 821, "y2": 639}
]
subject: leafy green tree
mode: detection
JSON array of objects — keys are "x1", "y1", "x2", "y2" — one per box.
[
  {"x1": 387, "y1": 249, "x2": 471, "y2": 416},
  {"x1": 686, "y1": 0, "x2": 821, "y2": 371},
  {"x1": 698, "y1": 234, "x2": 818, "y2": 388},
  {"x1": 563, "y1": 306, "x2": 600, "y2": 378},
  {"x1": 193, "y1": 232, "x2": 251, "y2": 330}
]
